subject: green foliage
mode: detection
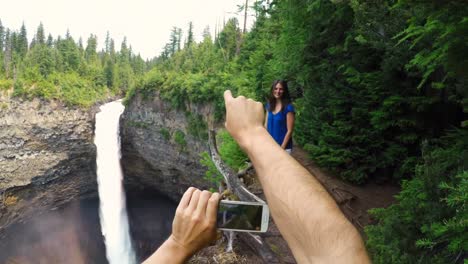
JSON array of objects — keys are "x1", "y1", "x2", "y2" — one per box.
[
  {"x1": 131, "y1": 3, "x2": 466, "y2": 261},
  {"x1": 394, "y1": 0, "x2": 468, "y2": 89},
  {"x1": 217, "y1": 131, "x2": 248, "y2": 171},
  {"x1": 0, "y1": 23, "x2": 147, "y2": 108},
  {"x1": 282, "y1": 0, "x2": 467, "y2": 184},
  {"x1": 160, "y1": 127, "x2": 171, "y2": 141},
  {"x1": 130, "y1": 26, "x2": 233, "y2": 116},
  {"x1": 0, "y1": 102, "x2": 8, "y2": 110},
  {"x1": 365, "y1": 129, "x2": 468, "y2": 263},
  {"x1": 173, "y1": 130, "x2": 187, "y2": 148},
  {"x1": 0, "y1": 79, "x2": 13, "y2": 90},
  {"x1": 186, "y1": 112, "x2": 208, "y2": 141},
  {"x1": 199, "y1": 151, "x2": 223, "y2": 188}
]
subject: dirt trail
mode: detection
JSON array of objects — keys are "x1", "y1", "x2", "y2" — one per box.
[{"x1": 291, "y1": 147, "x2": 400, "y2": 233}]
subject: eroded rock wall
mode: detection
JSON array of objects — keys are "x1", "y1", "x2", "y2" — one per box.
[
  {"x1": 121, "y1": 92, "x2": 212, "y2": 201},
  {"x1": 0, "y1": 96, "x2": 98, "y2": 236}
]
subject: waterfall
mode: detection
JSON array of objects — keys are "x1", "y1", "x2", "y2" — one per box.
[{"x1": 94, "y1": 100, "x2": 136, "y2": 264}]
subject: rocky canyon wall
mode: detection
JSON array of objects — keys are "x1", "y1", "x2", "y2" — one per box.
[
  {"x1": 0, "y1": 95, "x2": 98, "y2": 238},
  {"x1": 120, "y1": 92, "x2": 213, "y2": 201}
]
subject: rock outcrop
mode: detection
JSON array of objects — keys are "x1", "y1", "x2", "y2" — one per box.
[
  {"x1": 0, "y1": 96, "x2": 98, "y2": 237},
  {"x1": 120, "y1": 92, "x2": 213, "y2": 201}
]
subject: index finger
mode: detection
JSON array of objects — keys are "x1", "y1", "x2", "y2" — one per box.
[
  {"x1": 206, "y1": 193, "x2": 221, "y2": 221},
  {"x1": 223, "y1": 90, "x2": 233, "y2": 103},
  {"x1": 178, "y1": 187, "x2": 196, "y2": 210}
]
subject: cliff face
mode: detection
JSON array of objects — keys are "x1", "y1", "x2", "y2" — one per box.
[
  {"x1": 120, "y1": 92, "x2": 212, "y2": 201},
  {"x1": 0, "y1": 96, "x2": 98, "y2": 236}
]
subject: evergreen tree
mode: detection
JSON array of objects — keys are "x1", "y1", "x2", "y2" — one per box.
[
  {"x1": 46, "y1": 34, "x2": 53, "y2": 47},
  {"x1": 3, "y1": 29, "x2": 13, "y2": 78},
  {"x1": 186, "y1": 22, "x2": 194, "y2": 47},
  {"x1": 85, "y1": 34, "x2": 98, "y2": 63},
  {"x1": 177, "y1": 28, "x2": 182, "y2": 51},
  {"x1": 120, "y1": 37, "x2": 130, "y2": 62},
  {"x1": 217, "y1": 18, "x2": 241, "y2": 60},
  {"x1": 56, "y1": 33, "x2": 81, "y2": 71},
  {"x1": 17, "y1": 23, "x2": 28, "y2": 57},
  {"x1": 105, "y1": 31, "x2": 111, "y2": 53},
  {"x1": 0, "y1": 19, "x2": 5, "y2": 53},
  {"x1": 104, "y1": 55, "x2": 115, "y2": 88},
  {"x1": 36, "y1": 22, "x2": 45, "y2": 45},
  {"x1": 78, "y1": 37, "x2": 84, "y2": 55},
  {"x1": 202, "y1": 26, "x2": 211, "y2": 40},
  {"x1": 169, "y1": 27, "x2": 180, "y2": 55}
]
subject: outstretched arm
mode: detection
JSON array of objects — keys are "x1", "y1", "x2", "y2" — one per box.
[
  {"x1": 143, "y1": 187, "x2": 220, "y2": 264},
  {"x1": 223, "y1": 90, "x2": 369, "y2": 263}
]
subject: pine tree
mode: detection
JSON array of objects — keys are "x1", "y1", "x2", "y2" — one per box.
[
  {"x1": 78, "y1": 37, "x2": 84, "y2": 55},
  {"x1": 186, "y1": 22, "x2": 194, "y2": 47},
  {"x1": 56, "y1": 33, "x2": 81, "y2": 71},
  {"x1": 17, "y1": 23, "x2": 28, "y2": 57},
  {"x1": 109, "y1": 39, "x2": 116, "y2": 61},
  {"x1": 46, "y1": 34, "x2": 53, "y2": 47},
  {"x1": 120, "y1": 37, "x2": 129, "y2": 62},
  {"x1": 169, "y1": 27, "x2": 179, "y2": 55},
  {"x1": 104, "y1": 55, "x2": 115, "y2": 88},
  {"x1": 105, "y1": 31, "x2": 111, "y2": 53},
  {"x1": 177, "y1": 28, "x2": 182, "y2": 51},
  {"x1": 202, "y1": 26, "x2": 211, "y2": 41},
  {"x1": 85, "y1": 34, "x2": 98, "y2": 63},
  {"x1": 217, "y1": 18, "x2": 241, "y2": 60},
  {"x1": 36, "y1": 22, "x2": 45, "y2": 45},
  {"x1": 4, "y1": 29, "x2": 12, "y2": 78},
  {"x1": 0, "y1": 19, "x2": 5, "y2": 53}
]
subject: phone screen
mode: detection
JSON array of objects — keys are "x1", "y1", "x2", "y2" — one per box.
[{"x1": 217, "y1": 202, "x2": 263, "y2": 231}]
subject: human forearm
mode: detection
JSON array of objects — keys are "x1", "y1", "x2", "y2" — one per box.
[
  {"x1": 223, "y1": 91, "x2": 369, "y2": 263},
  {"x1": 143, "y1": 237, "x2": 190, "y2": 264},
  {"x1": 143, "y1": 188, "x2": 220, "y2": 264},
  {"x1": 245, "y1": 129, "x2": 368, "y2": 262}
]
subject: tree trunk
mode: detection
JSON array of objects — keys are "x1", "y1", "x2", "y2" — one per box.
[{"x1": 208, "y1": 130, "x2": 280, "y2": 263}]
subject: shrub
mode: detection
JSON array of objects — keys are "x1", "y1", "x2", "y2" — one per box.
[
  {"x1": 160, "y1": 128, "x2": 171, "y2": 140},
  {"x1": 365, "y1": 129, "x2": 468, "y2": 263},
  {"x1": 0, "y1": 79, "x2": 13, "y2": 91},
  {"x1": 173, "y1": 130, "x2": 187, "y2": 148},
  {"x1": 200, "y1": 151, "x2": 223, "y2": 190},
  {"x1": 187, "y1": 113, "x2": 208, "y2": 141},
  {"x1": 217, "y1": 130, "x2": 248, "y2": 171}
]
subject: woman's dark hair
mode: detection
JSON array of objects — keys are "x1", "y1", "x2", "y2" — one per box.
[{"x1": 268, "y1": 80, "x2": 291, "y2": 112}]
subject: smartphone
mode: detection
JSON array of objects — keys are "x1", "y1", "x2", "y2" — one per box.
[{"x1": 217, "y1": 200, "x2": 269, "y2": 233}]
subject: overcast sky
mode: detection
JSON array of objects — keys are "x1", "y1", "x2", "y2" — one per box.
[{"x1": 0, "y1": 0, "x2": 252, "y2": 60}]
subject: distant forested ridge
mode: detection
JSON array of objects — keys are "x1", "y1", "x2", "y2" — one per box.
[
  {"x1": 1, "y1": 0, "x2": 467, "y2": 262},
  {"x1": 0, "y1": 21, "x2": 148, "y2": 106}
]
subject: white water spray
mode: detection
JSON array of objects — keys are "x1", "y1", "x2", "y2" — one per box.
[{"x1": 94, "y1": 100, "x2": 136, "y2": 264}]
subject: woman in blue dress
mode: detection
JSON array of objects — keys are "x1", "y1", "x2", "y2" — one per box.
[{"x1": 265, "y1": 80, "x2": 295, "y2": 154}]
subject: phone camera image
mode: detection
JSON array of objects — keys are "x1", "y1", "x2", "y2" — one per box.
[{"x1": 217, "y1": 202, "x2": 263, "y2": 231}]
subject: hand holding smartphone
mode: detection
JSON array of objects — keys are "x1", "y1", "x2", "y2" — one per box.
[{"x1": 217, "y1": 200, "x2": 269, "y2": 232}]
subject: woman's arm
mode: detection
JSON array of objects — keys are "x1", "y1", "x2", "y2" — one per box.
[
  {"x1": 264, "y1": 110, "x2": 268, "y2": 128},
  {"x1": 280, "y1": 112, "x2": 295, "y2": 149}
]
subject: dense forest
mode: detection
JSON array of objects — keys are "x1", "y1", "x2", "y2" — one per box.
[
  {"x1": 1, "y1": 0, "x2": 466, "y2": 263},
  {"x1": 0, "y1": 20, "x2": 147, "y2": 107}
]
